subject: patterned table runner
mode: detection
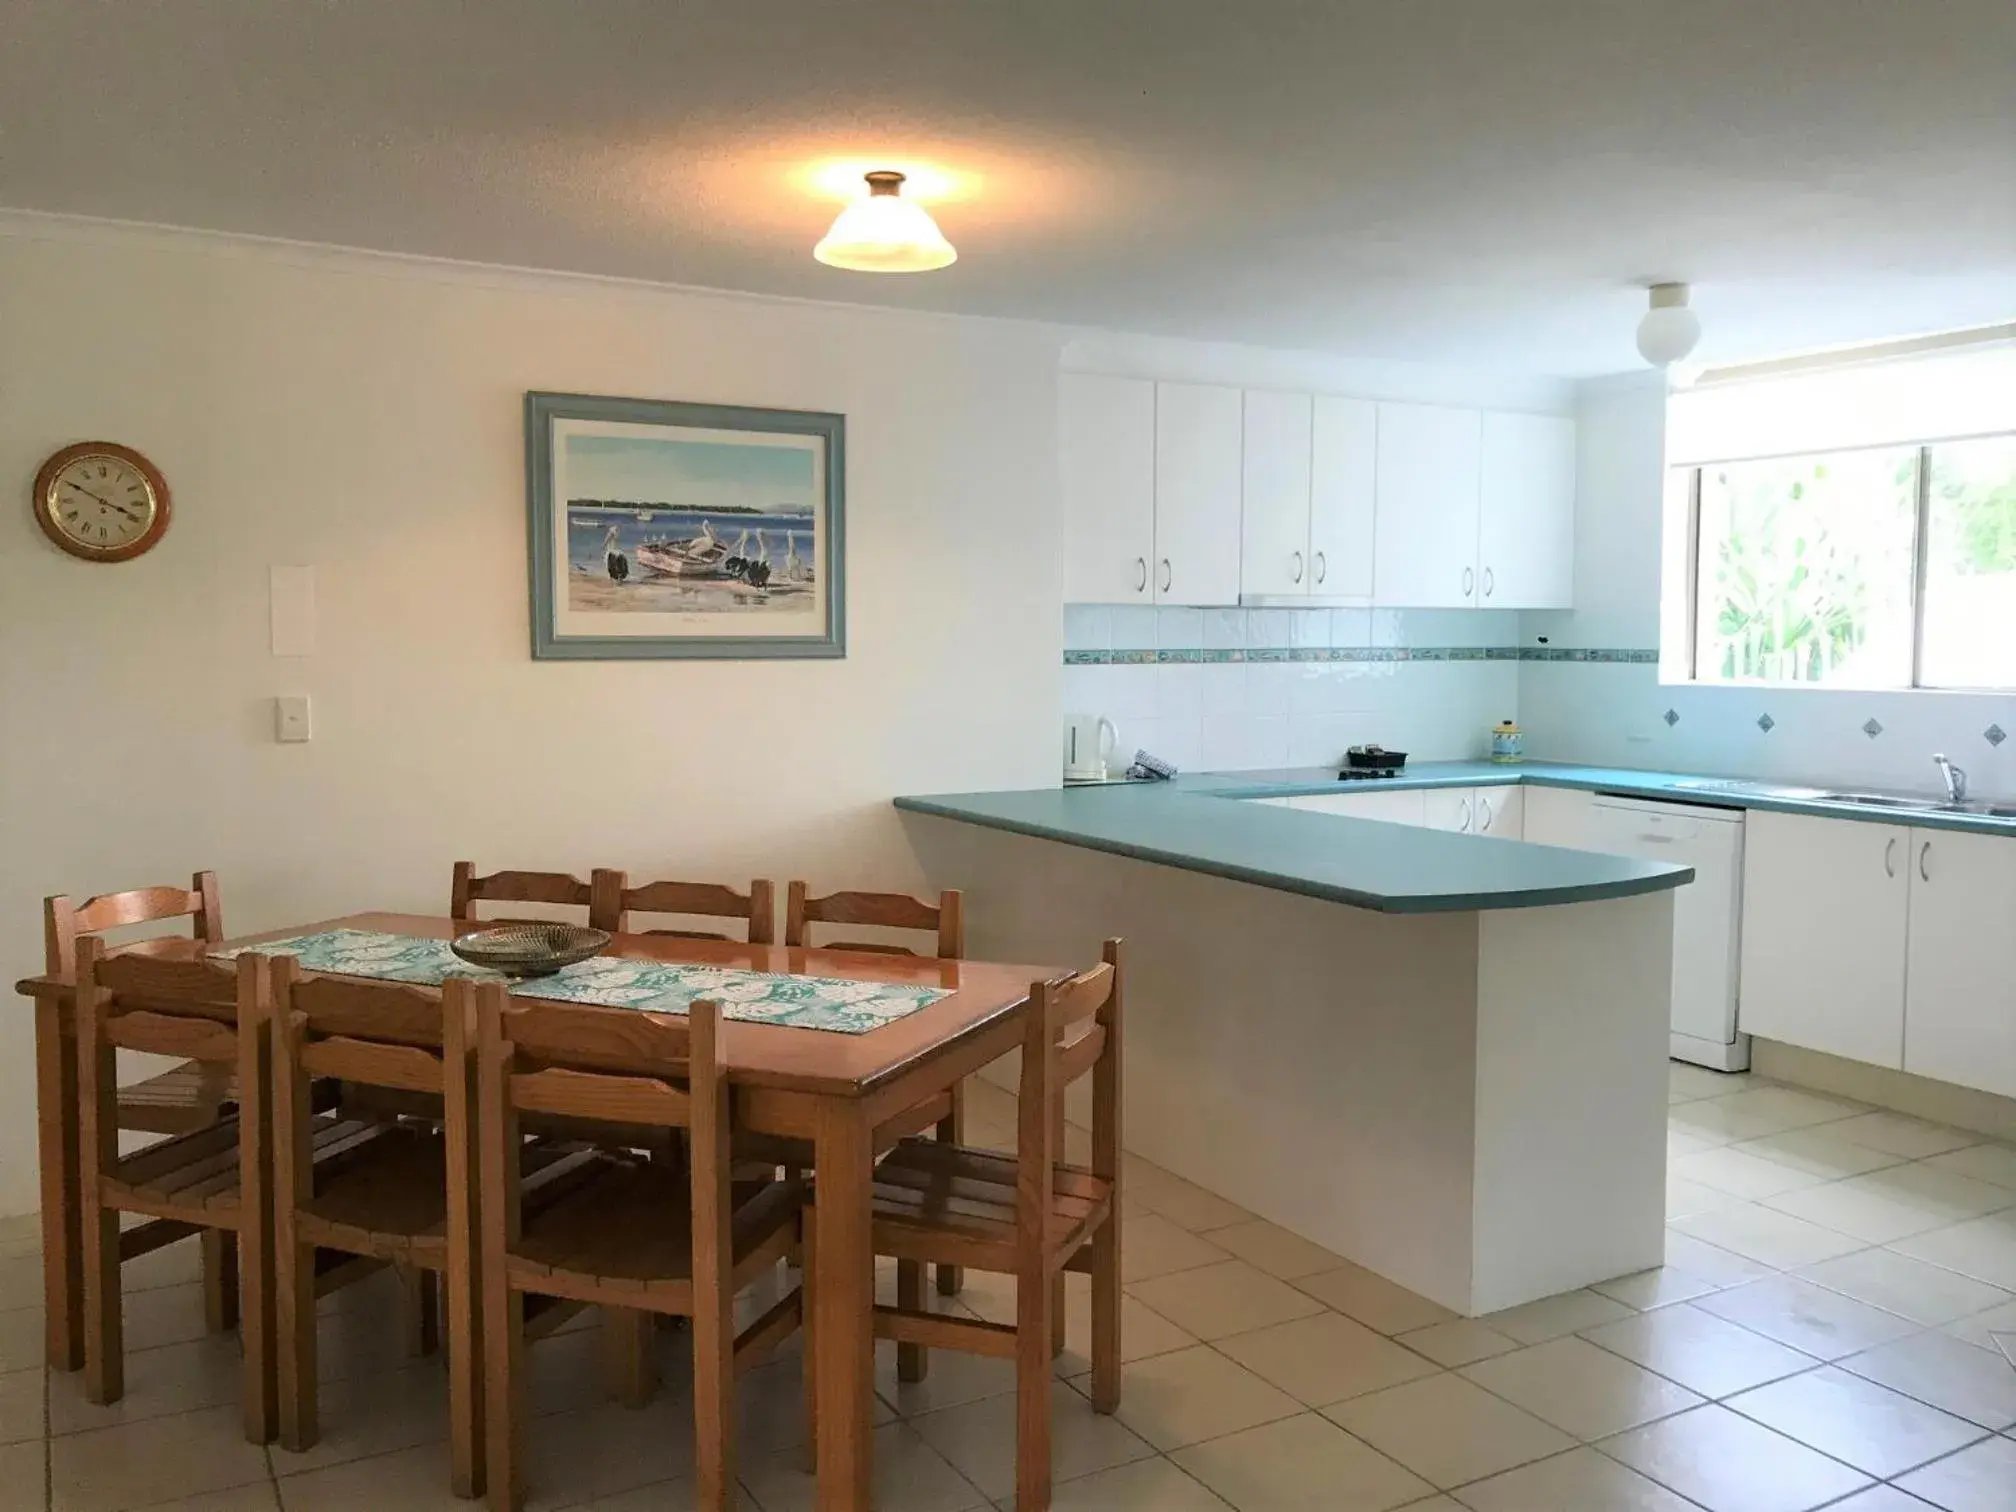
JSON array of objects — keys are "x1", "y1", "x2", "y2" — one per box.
[{"x1": 216, "y1": 928, "x2": 950, "y2": 1034}]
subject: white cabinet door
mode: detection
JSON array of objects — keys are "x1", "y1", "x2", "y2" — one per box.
[
  {"x1": 1478, "y1": 411, "x2": 1576, "y2": 610},
  {"x1": 1061, "y1": 373, "x2": 1156, "y2": 604},
  {"x1": 1240, "y1": 389, "x2": 1314, "y2": 598},
  {"x1": 1523, "y1": 786, "x2": 1600, "y2": 849},
  {"x1": 1373, "y1": 403, "x2": 1483, "y2": 608},
  {"x1": 1904, "y1": 828, "x2": 2016, "y2": 1098},
  {"x1": 1739, "y1": 811, "x2": 1909, "y2": 1068},
  {"x1": 1153, "y1": 382, "x2": 1243, "y2": 606},
  {"x1": 1422, "y1": 787, "x2": 1479, "y2": 834},
  {"x1": 1475, "y1": 787, "x2": 1524, "y2": 839},
  {"x1": 1297, "y1": 789, "x2": 1428, "y2": 825},
  {"x1": 1310, "y1": 396, "x2": 1377, "y2": 600}
]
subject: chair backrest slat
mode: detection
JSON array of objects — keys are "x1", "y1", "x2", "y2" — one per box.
[
  {"x1": 589, "y1": 870, "x2": 776, "y2": 945},
  {"x1": 450, "y1": 862, "x2": 594, "y2": 923},
  {"x1": 1050, "y1": 961, "x2": 1115, "y2": 1030},
  {"x1": 104, "y1": 1009, "x2": 240, "y2": 1064},
  {"x1": 45, "y1": 870, "x2": 224, "y2": 977},
  {"x1": 508, "y1": 1064, "x2": 692, "y2": 1125},
  {"x1": 287, "y1": 972, "x2": 447, "y2": 1048},
  {"x1": 300, "y1": 1034, "x2": 448, "y2": 1095},
  {"x1": 785, "y1": 883, "x2": 963, "y2": 959},
  {"x1": 492, "y1": 998, "x2": 696, "y2": 1079},
  {"x1": 1015, "y1": 939, "x2": 1124, "y2": 1217}
]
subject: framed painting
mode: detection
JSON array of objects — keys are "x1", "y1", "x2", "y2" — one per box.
[{"x1": 526, "y1": 391, "x2": 846, "y2": 659}]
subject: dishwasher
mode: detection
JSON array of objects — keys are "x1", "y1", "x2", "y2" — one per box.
[{"x1": 1589, "y1": 795, "x2": 1749, "y2": 1071}]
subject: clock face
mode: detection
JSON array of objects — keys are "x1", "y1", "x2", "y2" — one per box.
[{"x1": 33, "y1": 443, "x2": 171, "y2": 561}]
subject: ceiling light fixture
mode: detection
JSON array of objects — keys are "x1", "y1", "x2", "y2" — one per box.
[
  {"x1": 1636, "y1": 282, "x2": 1702, "y2": 368},
  {"x1": 813, "y1": 170, "x2": 957, "y2": 273}
]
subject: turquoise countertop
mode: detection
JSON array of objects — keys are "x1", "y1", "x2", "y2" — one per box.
[{"x1": 894, "y1": 760, "x2": 2015, "y2": 916}]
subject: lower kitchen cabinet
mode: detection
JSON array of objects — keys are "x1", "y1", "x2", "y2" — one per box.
[
  {"x1": 1739, "y1": 810, "x2": 1910, "y2": 1069},
  {"x1": 1904, "y1": 827, "x2": 2016, "y2": 1098},
  {"x1": 1474, "y1": 787, "x2": 1523, "y2": 839},
  {"x1": 1296, "y1": 789, "x2": 1428, "y2": 825}
]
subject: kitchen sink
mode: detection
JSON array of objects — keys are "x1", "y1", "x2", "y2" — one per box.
[{"x1": 1812, "y1": 792, "x2": 2016, "y2": 820}]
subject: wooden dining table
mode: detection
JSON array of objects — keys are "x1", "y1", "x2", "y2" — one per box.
[{"x1": 17, "y1": 910, "x2": 1062, "y2": 1512}]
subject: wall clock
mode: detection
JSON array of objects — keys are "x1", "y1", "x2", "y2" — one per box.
[{"x1": 33, "y1": 441, "x2": 172, "y2": 562}]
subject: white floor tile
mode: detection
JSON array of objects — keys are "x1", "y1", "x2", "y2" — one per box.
[
  {"x1": 1941, "y1": 1298, "x2": 2016, "y2": 1353},
  {"x1": 1126, "y1": 1260, "x2": 1325, "y2": 1342},
  {"x1": 1801, "y1": 1248, "x2": 2014, "y2": 1328},
  {"x1": 1205, "y1": 1220, "x2": 1349, "y2": 1281},
  {"x1": 911, "y1": 1379, "x2": 1155, "y2": 1500},
  {"x1": 48, "y1": 1400, "x2": 271, "y2": 1512},
  {"x1": 1670, "y1": 1201, "x2": 1869, "y2": 1269},
  {"x1": 1042, "y1": 1456, "x2": 1232, "y2": 1512},
  {"x1": 1894, "y1": 1212, "x2": 2016, "y2": 1291},
  {"x1": 1458, "y1": 1337, "x2": 1702, "y2": 1441},
  {"x1": 0, "y1": 1308, "x2": 45, "y2": 1377},
  {"x1": 1921, "y1": 1142, "x2": 2016, "y2": 1194},
  {"x1": 1601, "y1": 1403, "x2": 1872, "y2": 1512},
  {"x1": 1723, "y1": 1365, "x2": 1990, "y2": 1478},
  {"x1": 1450, "y1": 1446, "x2": 1702, "y2": 1511},
  {"x1": 1893, "y1": 1433, "x2": 2016, "y2": 1512},
  {"x1": 1764, "y1": 1165, "x2": 2015, "y2": 1245},
  {"x1": 1694, "y1": 1275, "x2": 1920, "y2": 1360},
  {"x1": 1100, "y1": 1345, "x2": 1302, "y2": 1452},
  {"x1": 1826, "y1": 1114, "x2": 1983, "y2": 1161},
  {"x1": 1735, "y1": 1127, "x2": 1912, "y2": 1181},
  {"x1": 1292, "y1": 1265, "x2": 1457, "y2": 1337},
  {"x1": 1118, "y1": 1213, "x2": 1233, "y2": 1284},
  {"x1": 1480, "y1": 1290, "x2": 1634, "y2": 1346},
  {"x1": 1672, "y1": 1148, "x2": 1827, "y2": 1201},
  {"x1": 0, "y1": 1439, "x2": 45, "y2": 1512},
  {"x1": 1323, "y1": 1373, "x2": 1574, "y2": 1490},
  {"x1": 0, "y1": 1368, "x2": 40, "y2": 1447},
  {"x1": 1838, "y1": 1330, "x2": 2016, "y2": 1430},
  {"x1": 1394, "y1": 1320, "x2": 1520, "y2": 1369},
  {"x1": 1591, "y1": 1265, "x2": 1725, "y2": 1311},
  {"x1": 1214, "y1": 1311, "x2": 1439, "y2": 1408},
  {"x1": 739, "y1": 1420, "x2": 988, "y2": 1512},
  {"x1": 1169, "y1": 1411, "x2": 1433, "y2": 1512},
  {"x1": 1578, "y1": 1303, "x2": 1821, "y2": 1399}
]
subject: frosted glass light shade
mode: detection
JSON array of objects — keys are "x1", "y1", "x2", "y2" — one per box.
[
  {"x1": 1636, "y1": 283, "x2": 1702, "y2": 367},
  {"x1": 814, "y1": 171, "x2": 957, "y2": 273}
]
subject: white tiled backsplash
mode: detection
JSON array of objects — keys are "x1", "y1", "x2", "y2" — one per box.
[{"x1": 1062, "y1": 605, "x2": 1523, "y2": 773}]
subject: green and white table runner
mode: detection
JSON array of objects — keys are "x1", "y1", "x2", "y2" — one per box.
[{"x1": 217, "y1": 928, "x2": 950, "y2": 1035}]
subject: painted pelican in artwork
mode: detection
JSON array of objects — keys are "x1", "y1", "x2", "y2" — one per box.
[{"x1": 602, "y1": 524, "x2": 629, "y2": 582}]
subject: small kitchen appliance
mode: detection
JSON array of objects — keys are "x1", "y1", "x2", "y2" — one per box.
[
  {"x1": 1063, "y1": 713, "x2": 1120, "y2": 782},
  {"x1": 1341, "y1": 745, "x2": 1407, "y2": 779}
]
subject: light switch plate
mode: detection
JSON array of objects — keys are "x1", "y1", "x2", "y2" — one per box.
[{"x1": 274, "y1": 695, "x2": 312, "y2": 743}]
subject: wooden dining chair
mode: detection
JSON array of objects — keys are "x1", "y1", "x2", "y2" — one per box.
[
  {"x1": 267, "y1": 958, "x2": 487, "y2": 1487},
  {"x1": 588, "y1": 871, "x2": 776, "y2": 944},
  {"x1": 476, "y1": 988, "x2": 806, "y2": 1512},
  {"x1": 863, "y1": 939, "x2": 1124, "y2": 1512},
  {"x1": 44, "y1": 875, "x2": 242, "y2": 1344},
  {"x1": 72, "y1": 935, "x2": 275, "y2": 1444},
  {"x1": 785, "y1": 882, "x2": 968, "y2": 1296},
  {"x1": 450, "y1": 864, "x2": 595, "y2": 926}
]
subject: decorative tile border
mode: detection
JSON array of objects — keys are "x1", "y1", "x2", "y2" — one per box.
[{"x1": 1064, "y1": 646, "x2": 1660, "y2": 666}]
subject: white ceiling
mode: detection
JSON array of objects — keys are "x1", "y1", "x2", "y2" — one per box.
[{"x1": 3, "y1": 0, "x2": 2011, "y2": 376}]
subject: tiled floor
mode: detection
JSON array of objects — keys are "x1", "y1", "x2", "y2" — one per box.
[{"x1": 3, "y1": 1069, "x2": 2015, "y2": 1510}]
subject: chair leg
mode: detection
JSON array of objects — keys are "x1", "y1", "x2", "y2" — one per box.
[
  {"x1": 1088, "y1": 1224, "x2": 1121, "y2": 1414},
  {"x1": 483, "y1": 1285, "x2": 525, "y2": 1512},
  {"x1": 80, "y1": 1203, "x2": 124, "y2": 1406},
  {"x1": 1015, "y1": 1264, "x2": 1054, "y2": 1512},
  {"x1": 934, "y1": 1082, "x2": 964, "y2": 1297},
  {"x1": 239, "y1": 1220, "x2": 276, "y2": 1445},
  {"x1": 604, "y1": 1308, "x2": 658, "y2": 1407},
  {"x1": 798, "y1": 1217, "x2": 818, "y2": 1477},
  {"x1": 274, "y1": 1239, "x2": 319, "y2": 1453},
  {"x1": 896, "y1": 1260, "x2": 928, "y2": 1382},
  {"x1": 202, "y1": 1228, "x2": 239, "y2": 1334},
  {"x1": 403, "y1": 1268, "x2": 440, "y2": 1359},
  {"x1": 447, "y1": 1258, "x2": 483, "y2": 1499}
]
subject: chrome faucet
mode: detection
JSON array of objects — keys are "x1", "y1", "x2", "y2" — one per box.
[{"x1": 1934, "y1": 753, "x2": 1968, "y2": 805}]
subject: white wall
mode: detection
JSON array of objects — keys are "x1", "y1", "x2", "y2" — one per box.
[
  {"x1": 1521, "y1": 376, "x2": 2016, "y2": 795},
  {"x1": 0, "y1": 217, "x2": 1066, "y2": 1214}
]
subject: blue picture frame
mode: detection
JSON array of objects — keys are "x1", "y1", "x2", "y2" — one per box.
[{"x1": 526, "y1": 391, "x2": 846, "y2": 660}]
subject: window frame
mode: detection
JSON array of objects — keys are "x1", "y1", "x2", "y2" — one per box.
[{"x1": 1674, "y1": 428, "x2": 2016, "y2": 694}]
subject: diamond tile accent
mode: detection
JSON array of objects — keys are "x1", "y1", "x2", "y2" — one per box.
[
  {"x1": 1663, "y1": 709, "x2": 1680, "y2": 727},
  {"x1": 1757, "y1": 713, "x2": 1776, "y2": 732},
  {"x1": 1987, "y1": 724, "x2": 2007, "y2": 747},
  {"x1": 1863, "y1": 718, "x2": 1884, "y2": 738}
]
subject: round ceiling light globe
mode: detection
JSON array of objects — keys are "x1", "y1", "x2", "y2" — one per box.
[
  {"x1": 814, "y1": 172, "x2": 957, "y2": 273},
  {"x1": 1635, "y1": 304, "x2": 1702, "y2": 367}
]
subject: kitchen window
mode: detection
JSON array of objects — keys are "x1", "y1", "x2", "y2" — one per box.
[{"x1": 1666, "y1": 341, "x2": 2016, "y2": 692}]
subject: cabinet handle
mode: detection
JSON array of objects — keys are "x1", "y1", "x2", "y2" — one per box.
[
  {"x1": 1292, "y1": 550, "x2": 1304, "y2": 584},
  {"x1": 1457, "y1": 798, "x2": 1473, "y2": 833},
  {"x1": 1135, "y1": 557, "x2": 1148, "y2": 593},
  {"x1": 1479, "y1": 795, "x2": 1493, "y2": 830},
  {"x1": 1483, "y1": 567, "x2": 1495, "y2": 598},
  {"x1": 1919, "y1": 840, "x2": 1932, "y2": 882},
  {"x1": 1314, "y1": 551, "x2": 1327, "y2": 584},
  {"x1": 1884, "y1": 837, "x2": 1898, "y2": 877},
  {"x1": 1462, "y1": 567, "x2": 1475, "y2": 599},
  {"x1": 1159, "y1": 558, "x2": 1173, "y2": 594}
]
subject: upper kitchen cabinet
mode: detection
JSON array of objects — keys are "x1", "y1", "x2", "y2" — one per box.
[
  {"x1": 1372, "y1": 402, "x2": 1483, "y2": 608},
  {"x1": 1239, "y1": 389, "x2": 1314, "y2": 598},
  {"x1": 1311, "y1": 396, "x2": 1377, "y2": 599},
  {"x1": 1479, "y1": 411, "x2": 1576, "y2": 609},
  {"x1": 1154, "y1": 381, "x2": 1244, "y2": 606},
  {"x1": 1061, "y1": 372, "x2": 1156, "y2": 604},
  {"x1": 1240, "y1": 391, "x2": 1376, "y2": 602}
]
